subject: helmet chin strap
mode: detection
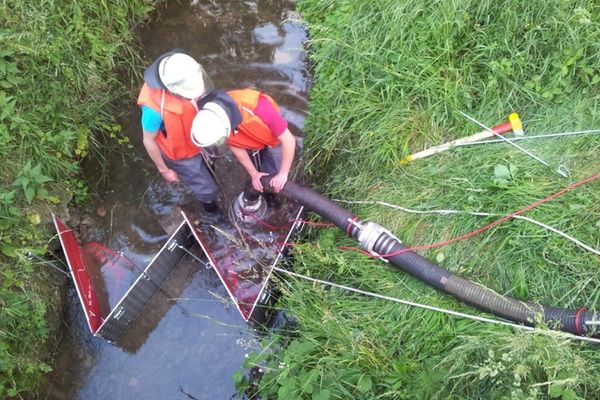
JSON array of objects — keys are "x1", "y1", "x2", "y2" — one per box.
[{"x1": 240, "y1": 106, "x2": 254, "y2": 116}]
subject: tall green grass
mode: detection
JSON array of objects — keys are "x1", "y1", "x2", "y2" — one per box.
[
  {"x1": 0, "y1": 1, "x2": 155, "y2": 397},
  {"x1": 244, "y1": 0, "x2": 600, "y2": 398},
  {"x1": 301, "y1": 0, "x2": 599, "y2": 181}
]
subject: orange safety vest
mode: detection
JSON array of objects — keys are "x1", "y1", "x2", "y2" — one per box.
[
  {"x1": 137, "y1": 83, "x2": 200, "y2": 160},
  {"x1": 227, "y1": 89, "x2": 281, "y2": 151}
]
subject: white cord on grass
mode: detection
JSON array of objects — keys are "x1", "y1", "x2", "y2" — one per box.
[
  {"x1": 455, "y1": 129, "x2": 600, "y2": 147},
  {"x1": 333, "y1": 199, "x2": 600, "y2": 256},
  {"x1": 272, "y1": 266, "x2": 600, "y2": 345},
  {"x1": 459, "y1": 111, "x2": 566, "y2": 177}
]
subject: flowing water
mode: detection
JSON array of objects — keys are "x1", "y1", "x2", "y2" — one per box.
[{"x1": 43, "y1": 1, "x2": 308, "y2": 398}]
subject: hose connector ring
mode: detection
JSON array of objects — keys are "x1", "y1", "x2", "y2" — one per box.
[{"x1": 357, "y1": 222, "x2": 401, "y2": 261}]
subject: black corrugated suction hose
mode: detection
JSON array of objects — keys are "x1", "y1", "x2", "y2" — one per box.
[{"x1": 262, "y1": 178, "x2": 599, "y2": 337}]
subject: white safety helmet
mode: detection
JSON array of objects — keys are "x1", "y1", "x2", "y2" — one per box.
[
  {"x1": 191, "y1": 102, "x2": 231, "y2": 157},
  {"x1": 158, "y1": 53, "x2": 213, "y2": 99}
]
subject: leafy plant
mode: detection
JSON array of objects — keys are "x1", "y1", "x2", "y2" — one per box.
[
  {"x1": 12, "y1": 162, "x2": 53, "y2": 204},
  {"x1": 0, "y1": 0, "x2": 157, "y2": 397},
  {"x1": 493, "y1": 164, "x2": 518, "y2": 186},
  {"x1": 549, "y1": 384, "x2": 582, "y2": 400},
  {"x1": 0, "y1": 191, "x2": 21, "y2": 220}
]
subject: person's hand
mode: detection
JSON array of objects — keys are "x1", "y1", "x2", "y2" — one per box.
[
  {"x1": 269, "y1": 172, "x2": 288, "y2": 193},
  {"x1": 160, "y1": 168, "x2": 180, "y2": 182},
  {"x1": 251, "y1": 171, "x2": 269, "y2": 192}
]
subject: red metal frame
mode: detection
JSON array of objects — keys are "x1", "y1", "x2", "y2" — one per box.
[{"x1": 53, "y1": 215, "x2": 105, "y2": 333}]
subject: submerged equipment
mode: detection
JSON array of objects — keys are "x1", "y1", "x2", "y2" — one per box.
[
  {"x1": 259, "y1": 177, "x2": 600, "y2": 337},
  {"x1": 232, "y1": 188, "x2": 268, "y2": 223}
]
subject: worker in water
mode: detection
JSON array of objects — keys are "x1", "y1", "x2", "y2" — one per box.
[
  {"x1": 189, "y1": 88, "x2": 296, "y2": 202},
  {"x1": 137, "y1": 50, "x2": 219, "y2": 213}
]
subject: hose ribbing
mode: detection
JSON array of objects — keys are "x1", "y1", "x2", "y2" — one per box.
[{"x1": 265, "y1": 178, "x2": 599, "y2": 337}]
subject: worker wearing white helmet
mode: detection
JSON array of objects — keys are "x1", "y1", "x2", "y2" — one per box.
[
  {"x1": 190, "y1": 89, "x2": 296, "y2": 195},
  {"x1": 137, "y1": 50, "x2": 219, "y2": 213}
]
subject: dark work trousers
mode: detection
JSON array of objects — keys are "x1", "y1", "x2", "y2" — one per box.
[
  {"x1": 162, "y1": 152, "x2": 218, "y2": 203},
  {"x1": 250, "y1": 145, "x2": 283, "y2": 175},
  {"x1": 250, "y1": 145, "x2": 283, "y2": 206}
]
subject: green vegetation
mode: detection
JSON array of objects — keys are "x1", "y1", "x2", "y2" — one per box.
[
  {"x1": 241, "y1": 0, "x2": 600, "y2": 398},
  {"x1": 0, "y1": 1, "x2": 155, "y2": 397}
]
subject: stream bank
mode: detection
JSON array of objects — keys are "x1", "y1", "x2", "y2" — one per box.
[{"x1": 42, "y1": 1, "x2": 309, "y2": 399}]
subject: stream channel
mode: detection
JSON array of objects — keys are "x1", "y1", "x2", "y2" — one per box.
[{"x1": 44, "y1": 1, "x2": 309, "y2": 398}]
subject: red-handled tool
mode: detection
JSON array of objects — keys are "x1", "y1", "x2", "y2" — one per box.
[{"x1": 399, "y1": 113, "x2": 522, "y2": 165}]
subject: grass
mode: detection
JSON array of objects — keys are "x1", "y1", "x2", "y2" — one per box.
[
  {"x1": 241, "y1": 0, "x2": 600, "y2": 398},
  {"x1": 0, "y1": 1, "x2": 156, "y2": 397}
]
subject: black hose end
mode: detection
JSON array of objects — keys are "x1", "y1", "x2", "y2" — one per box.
[
  {"x1": 243, "y1": 184, "x2": 262, "y2": 203},
  {"x1": 259, "y1": 175, "x2": 275, "y2": 194}
]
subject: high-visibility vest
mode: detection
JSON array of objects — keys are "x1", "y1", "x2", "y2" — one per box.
[
  {"x1": 137, "y1": 83, "x2": 200, "y2": 160},
  {"x1": 227, "y1": 89, "x2": 281, "y2": 150}
]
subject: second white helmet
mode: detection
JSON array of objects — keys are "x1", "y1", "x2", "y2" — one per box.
[{"x1": 191, "y1": 102, "x2": 231, "y2": 151}]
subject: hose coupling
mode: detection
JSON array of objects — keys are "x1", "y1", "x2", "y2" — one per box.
[
  {"x1": 232, "y1": 191, "x2": 268, "y2": 223},
  {"x1": 357, "y1": 222, "x2": 401, "y2": 261},
  {"x1": 238, "y1": 192, "x2": 263, "y2": 212}
]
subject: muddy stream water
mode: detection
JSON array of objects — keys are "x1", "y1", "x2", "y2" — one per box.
[{"x1": 44, "y1": 1, "x2": 309, "y2": 399}]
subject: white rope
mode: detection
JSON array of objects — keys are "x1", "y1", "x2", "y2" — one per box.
[
  {"x1": 455, "y1": 129, "x2": 600, "y2": 147},
  {"x1": 271, "y1": 266, "x2": 600, "y2": 344},
  {"x1": 459, "y1": 111, "x2": 559, "y2": 174},
  {"x1": 333, "y1": 199, "x2": 600, "y2": 256}
]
